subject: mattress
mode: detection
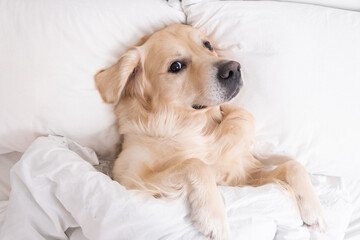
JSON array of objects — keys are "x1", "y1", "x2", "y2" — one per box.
[{"x1": 0, "y1": 136, "x2": 357, "y2": 239}]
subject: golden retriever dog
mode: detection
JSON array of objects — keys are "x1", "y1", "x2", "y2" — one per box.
[{"x1": 95, "y1": 24, "x2": 326, "y2": 239}]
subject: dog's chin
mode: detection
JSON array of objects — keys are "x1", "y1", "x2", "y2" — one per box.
[{"x1": 192, "y1": 86, "x2": 241, "y2": 110}]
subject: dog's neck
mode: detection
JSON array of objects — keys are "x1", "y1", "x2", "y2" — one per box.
[{"x1": 114, "y1": 98, "x2": 223, "y2": 138}]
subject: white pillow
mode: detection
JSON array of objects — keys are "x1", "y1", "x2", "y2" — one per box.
[
  {"x1": 221, "y1": 0, "x2": 360, "y2": 11},
  {"x1": 250, "y1": 0, "x2": 360, "y2": 11},
  {"x1": 0, "y1": 0, "x2": 185, "y2": 156},
  {"x1": 183, "y1": 0, "x2": 360, "y2": 179}
]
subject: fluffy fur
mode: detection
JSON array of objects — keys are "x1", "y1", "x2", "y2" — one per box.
[{"x1": 95, "y1": 24, "x2": 326, "y2": 239}]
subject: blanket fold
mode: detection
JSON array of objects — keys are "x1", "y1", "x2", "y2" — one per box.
[{"x1": 0, "y1": 136, "x2": 352, "y2": 240}]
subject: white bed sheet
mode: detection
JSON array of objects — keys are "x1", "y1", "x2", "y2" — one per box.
[
  {"x1": 0, "y1": 152, "x2": 20, "y2": 201},
  {"x1": 0, "y1": 151, "x2": 22, "y2": 228},
  {"x1": 0, "y1": 136, "x2": 355, "y2": 239},
  {"x1": 343, "y1": 178, "x2": 360, "y2": 240}
]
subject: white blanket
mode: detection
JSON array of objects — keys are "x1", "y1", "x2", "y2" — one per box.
[{"x1": 0, "y1": 136, "x2": 353, "y2": 240}]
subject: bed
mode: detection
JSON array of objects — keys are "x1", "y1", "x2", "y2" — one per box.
[{"x1": 1, "y1": 0, "x2": 360, "y2": 239}]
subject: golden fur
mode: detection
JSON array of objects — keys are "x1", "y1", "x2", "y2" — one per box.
[{"x1": 95, "y1": 24, "x2": 326, "y2": 239}]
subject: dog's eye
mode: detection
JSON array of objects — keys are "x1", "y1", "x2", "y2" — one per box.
[
  {"x1": 204, "y1": 41, "x2": 213, "y2": 51},
  {"x1": 169, "y1": 61, "x2": 183, "y2": 73}
]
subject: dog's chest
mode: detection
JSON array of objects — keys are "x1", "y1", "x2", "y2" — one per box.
[
  {"x1": 144, "y1": 123, "x2": 213, "y2": 162},
  {"x1": 124, "y1": 111, "x2": 219, "y2": 166}
]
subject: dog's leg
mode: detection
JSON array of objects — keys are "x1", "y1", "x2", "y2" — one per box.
[
  {"x1": 249, "y1": 160, "x2": 327, "y2": 231},
  {"x1": 147, "y1": 158, "x2": 230, "y2": 240},
  {"x1": 218, "y1": 105, "x2": 326, "y2": 231}
]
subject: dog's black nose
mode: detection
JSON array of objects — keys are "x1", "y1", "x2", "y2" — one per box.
[
  {"x1": 216, "y1": 60, "x2": 242, "y2": 101},
  {"x1": 217, "y1": 61, "x2": 241, "y2": 80}
]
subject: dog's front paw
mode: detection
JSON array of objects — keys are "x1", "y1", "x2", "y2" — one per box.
[
  {"x1": 297, "y1": 194, "x2": 327, "y2": 232},
  {"x1": 220, "y1": 104, "x2": 237, "y2": 117},
  {"x1": 193, "y1": 208, "x2": 230, "y2": 240},
  {"x1": 220, "y1": 104, "x2": 254, "y2": 123},
  {"x1": 189, "y1": 192, "x2": 230, "y2": 239}
]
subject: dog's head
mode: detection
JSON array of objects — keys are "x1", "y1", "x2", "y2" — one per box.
[{"x1": 95, "y1": 24, "x2": 242, "y2": 110}]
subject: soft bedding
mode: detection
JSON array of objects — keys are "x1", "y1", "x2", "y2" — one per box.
[
  {"x1": 0, "y1": 136, "x2": 353, "y2": 239},
  {"x1": 0, "y1": 152, "x2": 21, "y2": 202},
  {"x1": 343, "y1": 178, "x2": 360, "y2": 240},
  {"x1": 0, "y1": 152, "x2": 22, "y2": 229},
  {"x1": 251, "y1": 0, "x2": 360, "y2": 10},
  {"x1": 1, "y1": 0, "x2": 359, "y2": 239}
]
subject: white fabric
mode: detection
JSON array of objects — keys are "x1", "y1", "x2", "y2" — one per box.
[
  {"x1": 0, "y1": 152, "x2": 21, "y2": 202},
  {"x1": 265, "y1": 0, "x2": 360, "y2": 11},
  {"x1": 343, "y1": 178, "x2": 360, "y2": 240},
  {"x1": 221, "y1": 0, "x2": 360, "y2": 11},
  {"x1": 0, "y1": 152, "x2": 21, "y2": 229},
  {"x1": 183, "y1": 0, "x2": 360, "y2": 179},
  {"x1": 0, "y1": 136, "x2": 353, "y2": 239},
  {"x1": 0, "y1": 0, "x2": 185, "y2": 157},
  {"x1": 0, "y1": 0, "x2": 359, "y2": 239}
]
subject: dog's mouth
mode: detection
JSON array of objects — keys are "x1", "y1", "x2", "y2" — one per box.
[
  {"x1": 192, "y1": 104, "x2": 207, "y2": 110},
  {"x1": 227, "y1": 85, "x2": 241, "y2": 102},
  {"x1": 191, "y1": 82, "x2": 242, "y2": 111},
  {"x1": 192, "y1": 86, "x2": 240, "y2": 110}
]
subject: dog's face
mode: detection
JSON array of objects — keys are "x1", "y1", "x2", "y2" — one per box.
[{"x1": 95, "y1": 24, "x2": 242, "y2": 110}]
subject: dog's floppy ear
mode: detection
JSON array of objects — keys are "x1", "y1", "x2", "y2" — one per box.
[{"x1": 95, "y1": 48, "x2": 142, "y2": 104}]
